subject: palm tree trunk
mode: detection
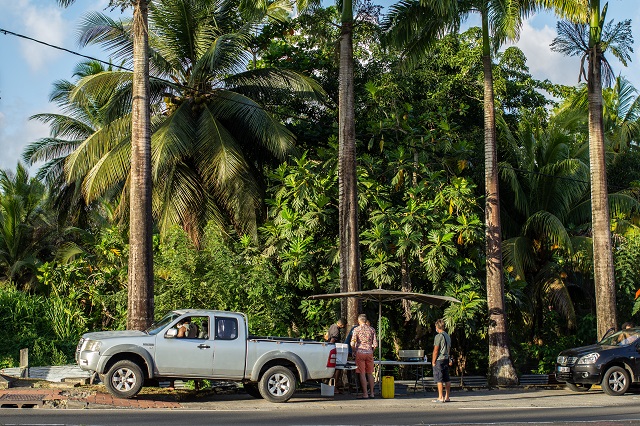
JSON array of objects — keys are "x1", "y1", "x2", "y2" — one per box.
[
  {"x1": 338, "y1": 0, "x2": 361, "y2": 329},
  {"x1": 127, "y1": 0, "x2": 154, "y2": 331},
  {"x1": 588, "y1": 0, "x2": 617, "y2": 339},
  {"x1": 482, "y1": 9, "x2": 517, "y2": 386}
]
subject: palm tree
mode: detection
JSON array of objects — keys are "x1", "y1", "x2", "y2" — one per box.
[
  {"x1": 276, "y1": 0, "x2": 364, "y2": 328},
  {"x1": 551, "y1": 2, "x2": 634, "y2": 338},
  {"x1": 384, "y1": 0, "x2": 547, "y2": 385},
  {"x1": 66, "y1": 0, "x2": 321, "y2": 241},
  {"x1": 56, "y1": 0, "x2": 154, "y2": 330},
  {"x1": 335, "y1": 0, "x2": 362, "y2": 329},
  {"x1": 500, "y1": 118, "x2": 591, "y2": 339},
  {"x1": 0, "y1": 164, "x2": 50, "y2": 289}
]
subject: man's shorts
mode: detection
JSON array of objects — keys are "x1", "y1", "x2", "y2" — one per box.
[
  {"x1": 433, "y1": 359, "x2": 450, "y2": 383},
  {"x1": 355, "y1": 352, "x2": 374, "y2": 374}
]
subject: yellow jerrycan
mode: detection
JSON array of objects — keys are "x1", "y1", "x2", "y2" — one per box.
[{"x1": 381, "y1": 375, "x2": 395, "y2": 398}]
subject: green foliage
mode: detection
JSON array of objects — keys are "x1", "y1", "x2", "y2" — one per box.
[
  {"x1": 616, "y1": 235, "x2": 640, "y2": 320},
  {"x1": 0, "y1": 283, "x2": 74, "y2": 366},
  {"x1": 154, "y1": 225, "x2": 295, "y2": 337},
  {"x1": 0, "y1": 164, "x2": 52, "y2": 288}
]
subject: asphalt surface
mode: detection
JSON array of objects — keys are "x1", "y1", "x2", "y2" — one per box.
[{"x1": 3, "y1": 385, "x2": 640, "y2": 425}]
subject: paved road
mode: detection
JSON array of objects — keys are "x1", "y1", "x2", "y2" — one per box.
[{"x1": 3, "y1": 388, "x2": 640, "y2": 425}]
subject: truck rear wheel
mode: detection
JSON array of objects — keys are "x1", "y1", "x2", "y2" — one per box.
[
  {"x1": 104, "y1": 360, "x2": 144, "y2": 399},
  {"x1": 259, "y1": 366, "x2": 296, "y2": 403},
  {"x1": 244, "y1": 382, "x2": 263, "y2": 399}
]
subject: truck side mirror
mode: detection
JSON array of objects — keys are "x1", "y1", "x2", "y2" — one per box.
[{"x1": 165, "y1": 328, "x2": 178, "y2": 338}]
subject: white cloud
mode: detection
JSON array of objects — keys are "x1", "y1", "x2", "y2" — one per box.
[
  {"x1": 20, "y1": 6, "x2": 68, "y2": 71},
  {"x1": 0, "y1": 0, "x2": 69, "y2": 72},
  {"x1": 509, "y1": 18, "x2": 582, "y2": 86},
  {"x1": 0, "y1": 97, "x2": 58, "y2": 172}
]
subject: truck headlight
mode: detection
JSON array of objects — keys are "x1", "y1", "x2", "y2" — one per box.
[
  {"x1": 83, "y1": 340, "x2": 101, "y2": 352},
  {"x1": 577, "y1": 353, "x2": 599, "y2": 364}
]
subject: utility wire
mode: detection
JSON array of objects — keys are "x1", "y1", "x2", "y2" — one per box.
[{"x1": 0, "y1": 26, "x2": 324, "y2": 123}]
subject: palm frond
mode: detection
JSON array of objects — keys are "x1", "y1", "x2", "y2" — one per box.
[
  {"x1": 77, "y1": 12, "x2": 134, "y2": 65},
  {"x1": 29, "y1": 114, "x2": 94, "y2": 140},
  {"x1": 151, "y1": 102, "x2": 197, "y2": 178},
  {"x1": 224, "y1": 68, "x2": 326, "y2": 103},
  {"x1": 22, "y1": 137, "x2": 83, "y2": 165},
  {"x1": 543, "y1": 277, "x2": 576, "y2": 329},
  {"x1": 81, "y1": 137, "x2": 131, "y2": 202},
  {"x1": 65, "y1": 115, "x2": 131, "y2": 183},
  {"x1": 204, "y1": 90, "x2": 296, "y2": 159},
  {"x1": 503, "y1": 236, "x2": 536, "y2": 281},
  {"x1": 523, "y1": 210, "x2": 572, "y2": 250}
]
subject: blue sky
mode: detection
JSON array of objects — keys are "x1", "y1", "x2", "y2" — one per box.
[{"x1": 0, "y1": 0, "x2": 639, "y2": 172}]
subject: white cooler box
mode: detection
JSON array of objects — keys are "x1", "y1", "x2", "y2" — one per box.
[{"x1": 335, "y1": 343, "x2": 349, "y2": 365}]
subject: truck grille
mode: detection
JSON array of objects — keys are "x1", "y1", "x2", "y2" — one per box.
[{"x1": 75, "y1": 338, "x2": 85, "y2": 362}]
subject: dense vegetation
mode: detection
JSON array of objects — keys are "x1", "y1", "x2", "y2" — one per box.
[{"x1": 2, "y1": 1, "x2": 640, "y2": 378}]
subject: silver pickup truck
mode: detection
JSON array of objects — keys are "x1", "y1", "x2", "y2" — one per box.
[{"x1": 75, "y1": 309, "x2": 337, "y2": 402}]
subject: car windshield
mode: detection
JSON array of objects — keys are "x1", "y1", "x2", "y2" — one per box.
[
  {"x1": 599, "y1": 329, "x2": 640, "y2": 347},
  {"x1": 146, "y1": 312, "x2": 180, "y2": 335}
]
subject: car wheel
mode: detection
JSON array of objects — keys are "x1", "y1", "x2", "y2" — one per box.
[
  {"x1": 566, "y1": 383, "x2": 592, "y2": 392},
  {"x1": 258, "y1": 366, "x2": 297, "y2": 403},
  {"x1": 244, "y1": 382, "x2": 263, "y2": 399},
  {"x1": 601, "y1": 366, "x2": 630, "y2": 396},
  {"x1": 104, "y1": 360, "x2": 145, "y2": 399}
]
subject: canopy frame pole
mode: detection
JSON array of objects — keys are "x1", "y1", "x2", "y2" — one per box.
[{"x1": 378, "y1": 301, "x2": 382, "y2": 361}]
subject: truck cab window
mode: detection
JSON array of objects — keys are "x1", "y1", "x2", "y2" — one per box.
[{"x1": 215, "y1": 317, "x2": 238, "y2": 340}]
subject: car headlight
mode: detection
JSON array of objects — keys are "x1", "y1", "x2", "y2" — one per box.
[
  {"x1": 83, "y1": 340, "x2": 101, "y2": 352},
  {"x1": 557, "y1": 356, "x2": 565, "y2": 364},
  {"x1": 577, "y1": 353, "x2": 599, "y2": 364}
]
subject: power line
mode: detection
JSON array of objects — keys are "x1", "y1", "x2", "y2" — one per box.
[
  {"x1": 0, "y1": 27, "x2": 323, "y2": 123},
  {"x1": 0, "y1": 27, "x2": 131, "y2": 72}
]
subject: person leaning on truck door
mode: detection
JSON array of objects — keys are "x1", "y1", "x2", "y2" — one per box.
[
  {"x1": 326, "y1": 318, "x2": 346, "y2": 343},
  {"x1": 326, "y1": 318, "x2": 346, "y2": 392}
]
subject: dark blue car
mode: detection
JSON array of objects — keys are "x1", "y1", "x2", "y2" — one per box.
[{"x1": 556, "y1": 328, "x2": 640, "y2": 396}]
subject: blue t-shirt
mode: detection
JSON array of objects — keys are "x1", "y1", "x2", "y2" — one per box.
[{"x1": 434, "y1": 331, "x2": 451, "y2": 361}]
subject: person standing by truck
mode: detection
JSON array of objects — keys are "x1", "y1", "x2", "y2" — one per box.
[{"x1": 351, "y1": 314, "x2": 377, "y2": 399}]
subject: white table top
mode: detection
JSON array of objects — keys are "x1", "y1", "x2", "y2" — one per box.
[
  {"x1": 374, "y1": 360, "x2": 431, "y2": 366},
  {"x1": 336, "y1": 360, "x2": 431, "y2": 368}
]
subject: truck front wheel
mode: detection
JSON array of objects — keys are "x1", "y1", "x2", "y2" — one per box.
[
  {"x1": 104, "y1": 360, "x2": 145, "y2": 399},
  {"x1": 259, "y1": 366, "x2": 297, "y2": 403}
]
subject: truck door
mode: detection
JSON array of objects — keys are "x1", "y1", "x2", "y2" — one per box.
[
  {"x1": 211, "y1": 315, "x2": 245, "y2": 379},
  {"x1": 154, "y1": 315, "x2": 214, "y2": 377}
]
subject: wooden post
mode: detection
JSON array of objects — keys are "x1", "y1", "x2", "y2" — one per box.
[{"x1": 19, "y1": 348, "x2": 28, "y2": 378}]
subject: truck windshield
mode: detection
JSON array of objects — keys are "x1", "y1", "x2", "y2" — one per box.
[{"x1": 146, "y1": 312, "x2": 180, "y2": 335}]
